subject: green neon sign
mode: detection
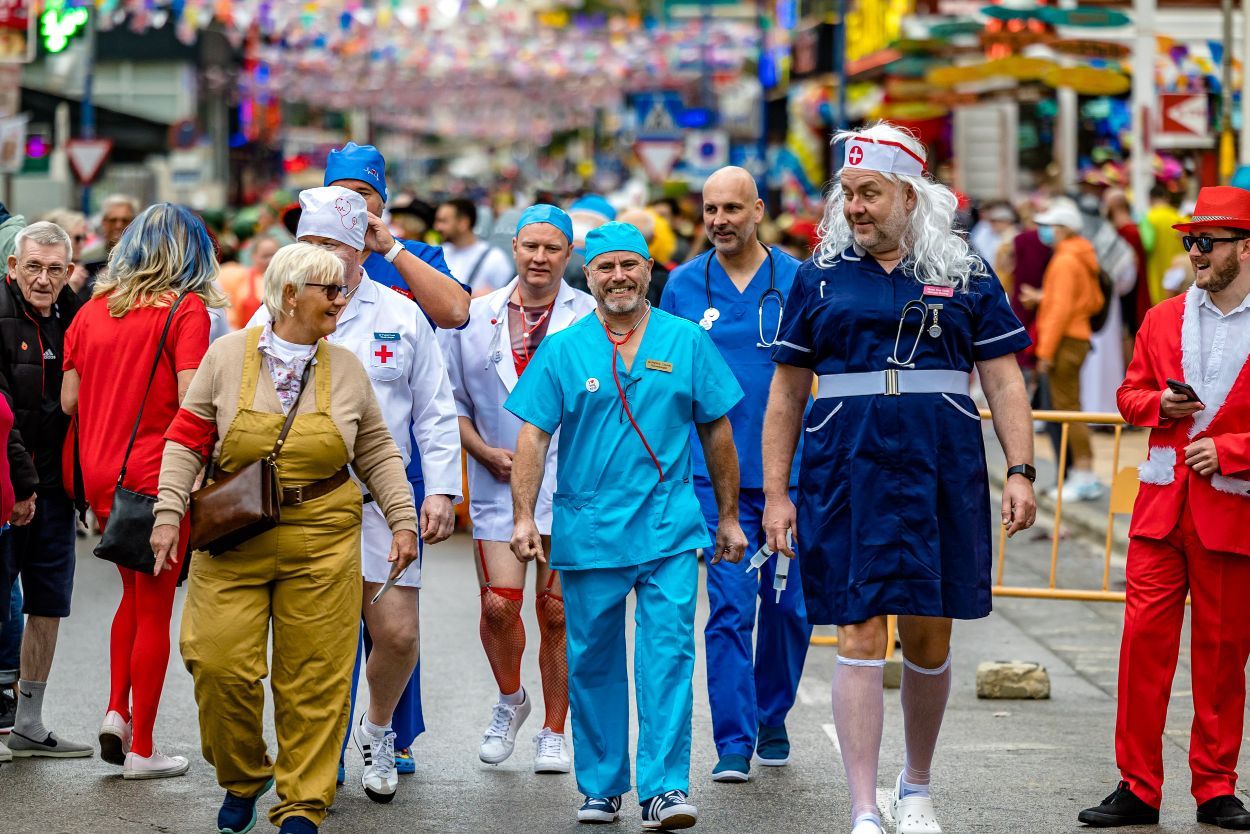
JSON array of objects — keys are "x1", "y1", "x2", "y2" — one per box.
[{"x1": 41, "y1": 1, "x2": 90, "y2": 55}]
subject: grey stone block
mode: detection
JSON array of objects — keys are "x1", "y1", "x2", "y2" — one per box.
[{"x1": 975, "y1": 660, "x2": 1051, "y2": 699}]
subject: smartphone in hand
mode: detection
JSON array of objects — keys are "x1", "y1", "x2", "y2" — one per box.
[{"x1": 1166, "y1": 378, "x2": 1203, "y2": 404}]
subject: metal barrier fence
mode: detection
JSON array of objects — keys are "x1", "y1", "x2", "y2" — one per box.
[{"x1": 810, "y1": 408, "x2": 1136, "y2": 647}]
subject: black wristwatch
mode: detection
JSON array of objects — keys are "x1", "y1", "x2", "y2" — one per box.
[{"x1": 1007, "y1": 463, "x2": 1037, "y2": 483}]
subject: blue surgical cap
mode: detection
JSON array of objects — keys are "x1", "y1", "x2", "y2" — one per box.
[
  {"x1": 324, "y1": 142, "x2": 388, "y2": 202},
  {"x1": 584, "y1": 222, "x2": 651, "y2": 265},
  {"x1": 569, "y1": 194, "x2": 617, "y2": 222},
  {"x1": 515, "y1": 204, "x2": 573, "y2": 245}
]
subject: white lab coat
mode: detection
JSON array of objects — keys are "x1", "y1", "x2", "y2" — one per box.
[
  {"x1": 440, "y1": 277, "x2": 596, "y2": 542},
  {"x1": 249, "y1": 271, "x2": 463, "y2": 584}
]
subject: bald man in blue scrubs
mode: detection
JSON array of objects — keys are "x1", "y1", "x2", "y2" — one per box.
[{"x1": 507, "y1": 222, "x2": 748, "y2": 831}]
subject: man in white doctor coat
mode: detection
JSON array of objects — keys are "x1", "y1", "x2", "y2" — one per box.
[
  {"x1": 440, "y1": 204, "x2": 595, "y2": 773},
  {"x1": 250, "y1": 186, "x2": 462, "y2": 804}
]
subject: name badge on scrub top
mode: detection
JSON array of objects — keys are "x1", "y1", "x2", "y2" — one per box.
[
  {"x1": 645, "y1": 359, "x2": 673, "y2": 373},
  {"x1": 369, "y1": 332, "x2": 403, "y2": 378},
  {"x1": 922, "y1": 285, "x2": 955, "y2": 298}
]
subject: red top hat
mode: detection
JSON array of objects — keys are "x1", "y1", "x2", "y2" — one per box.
[{"x1": 1173, "y1": 186, "x2": 1250, "y2": 234}]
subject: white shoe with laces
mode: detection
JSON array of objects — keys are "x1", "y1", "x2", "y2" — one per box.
[
  {"x1": 353, "y1": 714, "x2": 398, "y2": 803},
  {"x1": 533, "y1": 728, "x2": 571, "y2": 774},
  {"x1": 479, "y1": 691, "x2": 531, "y2": 765},
  {"x1": 891, "y1": 773, "x2": 943, "y2": 833},
  {"x1": 99, "y1": 710, "x2": 132, "y2": 766},
  {"x1": 0, "y1": 735, "x2": 11, "y2": 763},
  {"x1": 122, "y1": 750, "x2": 189, "y2": 780}
]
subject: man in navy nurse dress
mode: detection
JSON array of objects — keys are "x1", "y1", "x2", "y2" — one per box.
[{"x1": 761, "y1": 123, "x2": 1038, "y2": 834}]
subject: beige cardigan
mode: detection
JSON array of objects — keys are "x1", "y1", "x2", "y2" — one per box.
[{"x1": 153, "y1": 328, "x2": 417, "y2": 533}]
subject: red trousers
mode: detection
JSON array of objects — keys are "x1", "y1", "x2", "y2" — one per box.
[{"x1": 1116, "y1": 500, "x2": 1250, "y2": 807}]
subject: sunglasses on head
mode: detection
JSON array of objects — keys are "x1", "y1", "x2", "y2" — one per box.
[
  {"x1": 306, "y1": 280, "x2": 349, "y2": 301},
  {"x1": 1183, "y1": 234, "x2": 1248, "y2": 254}
]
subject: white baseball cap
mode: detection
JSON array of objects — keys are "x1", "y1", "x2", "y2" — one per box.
[
  {"x1": 1034, "y1": 198, "x2": 1084, "y2": 233},
  {"x1": 296, "y1": 186, "x2": 367, "y2": 251}
]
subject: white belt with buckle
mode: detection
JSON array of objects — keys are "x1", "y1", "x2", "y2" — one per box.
[{"x1": 815, "y1": 369, "x2": 971, "y2": 398}]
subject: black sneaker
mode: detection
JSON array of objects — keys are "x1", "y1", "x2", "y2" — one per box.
[
  {"x1": 641, "y1": 790, "x2": 698, "y2": 830},
  {"x1": 1197, "y1": 795, "x2": 1250, "y2": 829},
  {"x1": 578, "y1": 795, "x2": 622, "y2": 824},
  {"x1": 0, "y1": 689, "x2": 15, "y2": 732},
  {"x1": 1078, "y1": 781, "x2": 1160, "y2": 827}
]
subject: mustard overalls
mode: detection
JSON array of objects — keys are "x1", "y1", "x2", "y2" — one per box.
[{"x1": 181, "y1": 333, "x2": 361, "y2": 828}]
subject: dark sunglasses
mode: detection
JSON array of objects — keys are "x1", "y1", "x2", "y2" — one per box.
[
  {"x1": 1183, "y1": 234, "x2": 1248, "y2": 254},
  {"x1": 306, "y1": 280, "x2": 349, "y2": 301}
]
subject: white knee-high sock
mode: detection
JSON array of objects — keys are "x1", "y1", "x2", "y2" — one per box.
[
  {"x1": 900, "y1": 652, "x2": 952, "y2": 797},
  {"x1": 832, "y1": 656, "x2": 885, "y2": 825}
]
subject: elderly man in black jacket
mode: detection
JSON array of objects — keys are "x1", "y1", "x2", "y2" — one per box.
[{"x1": 0, "y1": 220, "x2": 88, "y2": 760}]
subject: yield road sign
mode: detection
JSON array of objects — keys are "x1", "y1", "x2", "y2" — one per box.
[
  {"x1": 634, "y1": 139, "x2": 684, "y2": 183},
  {"x1": 67, "y1": 138, "x2": 113, "y2": 184}
]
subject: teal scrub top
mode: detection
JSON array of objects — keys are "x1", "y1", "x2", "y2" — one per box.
[{"x1": 505, "y1": 308, "x2": 744, "y2": 571}]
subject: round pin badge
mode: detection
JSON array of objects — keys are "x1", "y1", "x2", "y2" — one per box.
[
  {"x1": 699, "y1": 318, "x2": 713, "y2": 330},
  {"x1": 703, "y1": 307, "x2": 721, "y2": 322},
  {"x1": 586, "y1": 378, "x2": 600, "y2": 393}
]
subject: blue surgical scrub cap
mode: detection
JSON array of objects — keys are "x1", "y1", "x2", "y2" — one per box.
[
  {"x1": 569, "y1": 194, "x2": 617, "y2": 222},
  {"x1": 515, "y1": 204, "x2": 574, "y2": 245},
  {"x1": 324, "y1": 142, "x2": 388, "y2": 202},
  {"x1": 583, "y1": 222, "x2": 651, "y2": 265}
]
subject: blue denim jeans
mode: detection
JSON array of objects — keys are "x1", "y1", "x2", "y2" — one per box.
[{"x1": 0, "y1": 580, "x2": 21, "y2": 686}]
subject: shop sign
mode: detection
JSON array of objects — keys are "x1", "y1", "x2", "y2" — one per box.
[
  {"x1": 1037, "y1": 7, "x2": 1131, "y2": 28},
  {"x1": 845, "y1": 0, "x2": 914, "y2": 65},
  {"x1": 0, "y1": 0, "x2": 34, "y2": 63},
  {"x1": 1041, "y1": 65, "x2": 1130, "y2": 96},
  {"x1": 1158, "y1": 93, "x2": 1210, "y2": 143},
  {"x1": 1051, "y1": 39, "x2": 1131, "y2": 60}
]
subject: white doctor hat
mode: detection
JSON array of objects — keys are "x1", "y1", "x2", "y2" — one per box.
[{"x1": 296, "y1": 186, "x2": 367, "y2": 251}]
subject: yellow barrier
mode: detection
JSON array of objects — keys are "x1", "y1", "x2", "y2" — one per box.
[{"x1": 810, "y1": 408, "x2": 1138, "y2": 650}]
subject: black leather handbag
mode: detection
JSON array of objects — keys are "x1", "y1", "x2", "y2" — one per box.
[{"x1": 94, "y1": 294, "x2": 187, "y2": 575}]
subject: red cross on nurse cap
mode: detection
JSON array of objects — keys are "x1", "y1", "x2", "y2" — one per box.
[{"x1": 843, "y1": 135, "x2": 926, "y2": 177}]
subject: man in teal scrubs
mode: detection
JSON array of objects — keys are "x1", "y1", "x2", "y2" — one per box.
[{"x1": 507, "y1": 222, "x2": 747, "y2": 831}]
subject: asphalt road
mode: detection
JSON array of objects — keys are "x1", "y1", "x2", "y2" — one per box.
[{"x1": 0, "y1": 515, "x2": 1238, "y2": 834}]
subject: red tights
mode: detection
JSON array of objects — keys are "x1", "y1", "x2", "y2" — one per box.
[{"x1": 106, "y1": 518, "x2": 184, "y2": 758}]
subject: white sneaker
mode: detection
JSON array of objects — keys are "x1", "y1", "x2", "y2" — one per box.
[
  {"x1": 0, "y1": 735, "x2": 11, "y2": 763},
  {"x1": 851, "y1": 819, "x2": 885, "y2": 834},
  {"x1": 891, "y1": 773, "x2": 943, "y2": 833},
  {"x1": 353, "y1": 714, "x2": 398, "y2": 803},
  {"x1": 533, "y1": 728, "x2": 571, "y2": 774},
  {"x1": 99, "y1": 710, "x2": 132, "y2": 766},
  {"x1": 479, "y1": 691, "x2": 531, "y2": 765},
  {"x1": 1060, "y1": 471, "x2": 1106, "y2": 503},
  {"x1": 122, "y1": 750, "x2": 190, "y2": 780}
]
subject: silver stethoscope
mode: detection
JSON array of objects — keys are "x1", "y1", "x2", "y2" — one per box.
[
  {"x1": 888, "y1": 299, "x2": 944, "y2": 368},
  {"x1": 700, "y1": 244, "x2": 785, "y2": 348}
]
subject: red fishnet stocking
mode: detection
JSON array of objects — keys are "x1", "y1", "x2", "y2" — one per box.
[
  {"x1": 479, "y1": 587, "x2": 525, "y2": 695},
  {"x1": 535, "y1": 590, "x2": 569, "y2": 733}
]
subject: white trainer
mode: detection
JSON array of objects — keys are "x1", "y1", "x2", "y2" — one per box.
[
  {"x1": 851, "y1": 819, "x2": 884, "y2": 834},
  {"x1": 99, "y1": 710, "x2": 132, "y2": 766},
  {"x1": 122, "y1": 750, "x2": 190, "y2": 780},
  {"x1": 0, "y1": 735, "x2": 11, "y2": 763},
  {"x1": 533, "y1": 728, "x2": 571, "y2": 774},
  {"x1": 479, "y1": 691, "x2": 531, "y2": 765},
  {"x1": 353, "y1": 715, "x2": 398, "y2": 803},
  {"x1": 891, "y1": 773, "x2": 943, "y2": 833}
]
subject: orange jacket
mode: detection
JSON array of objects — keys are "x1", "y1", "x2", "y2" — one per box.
[{"x1": 1035, "y1": 235, "x2": 1104, "y2": 361}]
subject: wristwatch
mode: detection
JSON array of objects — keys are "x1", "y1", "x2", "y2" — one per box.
[{"x1": 1007, "y1": 463, "x2": 1037, "y2": 483}]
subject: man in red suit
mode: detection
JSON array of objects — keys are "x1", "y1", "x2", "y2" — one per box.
[{"x1": 1080, "y1": 186, "x2": 1250, "y2": 829}]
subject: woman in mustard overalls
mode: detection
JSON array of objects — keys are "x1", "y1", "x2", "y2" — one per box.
[{"x1": 151, "y1": 244, "x2": 418, "y2": 834}]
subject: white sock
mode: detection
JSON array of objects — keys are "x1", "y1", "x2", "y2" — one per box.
[
  {"x1": 363, "y1": 716, "x2": 391, "y2": 737},
  {"x1": 852, "y1": 813, "x2": 883, "y2": 833},
  {"x1": 500, "y1": 687, "x2": 525, "y2": 706}
]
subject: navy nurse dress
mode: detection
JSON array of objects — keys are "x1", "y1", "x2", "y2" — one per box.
[{"x1": 772, "y1": 246, "x2": 1030, "y2": 625}]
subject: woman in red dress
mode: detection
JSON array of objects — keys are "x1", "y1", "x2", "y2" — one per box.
[{"x1": 61, "y1": 203, "x2": 224, "y2": 779}]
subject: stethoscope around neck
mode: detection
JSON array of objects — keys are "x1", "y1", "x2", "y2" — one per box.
[{"x1": 701, "y1": 244, "x2": 785, "y2": 348}]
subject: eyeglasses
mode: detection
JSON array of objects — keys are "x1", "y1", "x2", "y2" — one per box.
[
  {"x1": 1183, "y1": 235, "x2": 1248, "y2": 254},
  {"x1": 17, "y1": 262, "x2": 68, "y2": 280},
  {"x1": 617, "y1": 376, "x2": 639, "y2": 424},
  {"x1": 305, "y1": 280, "x2": 349, "y2": 301}
]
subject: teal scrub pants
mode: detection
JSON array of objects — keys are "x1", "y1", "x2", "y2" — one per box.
[{"x1": 561, "y1": 551, "x2": 698, "y2": 802}]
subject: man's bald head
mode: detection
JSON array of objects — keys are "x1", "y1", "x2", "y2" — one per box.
[{"x1": 702, "y1": 166, "x2": 765, "y2": 259}]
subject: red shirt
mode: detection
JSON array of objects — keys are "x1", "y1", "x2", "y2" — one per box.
[
  {"x1": 63, "y1": 293, "x2": 210, "y2": 518},
  {"x1": 0, "y1": 396, "x2": 14, "y2": 526}
]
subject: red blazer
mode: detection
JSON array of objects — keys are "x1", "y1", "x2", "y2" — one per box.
[{"x1": 1117, "y1": 289, "x2": 1250, "y2": 556}]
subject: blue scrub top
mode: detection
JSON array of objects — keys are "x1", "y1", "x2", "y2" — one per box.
[
  {"x1": 660, "y1": 247, "x2": 803, "y2": 489},
  {"x1": 365, "y1": 237, "x2": 470, "y2": 487},
  {"x1": 772, "y1": 246, "x2": 1031, "y2": 625},
  {"x1": 505, "y1": 308, "x2": 744, "y2": 571}
]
